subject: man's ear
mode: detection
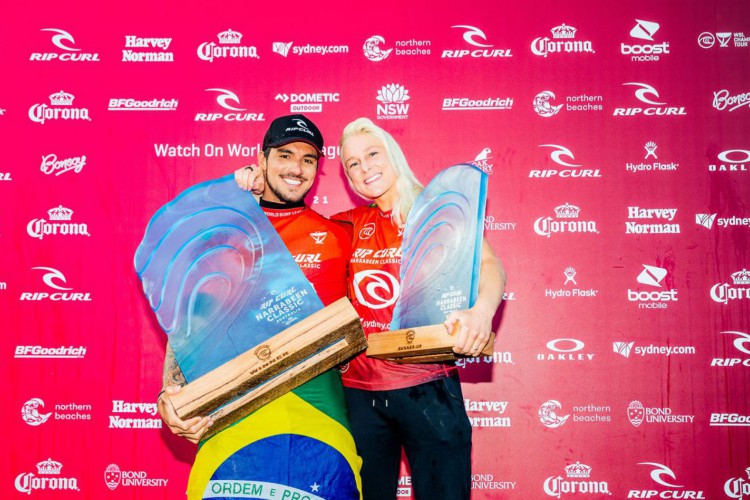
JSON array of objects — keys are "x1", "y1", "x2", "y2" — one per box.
[{"x1": 257, "y1": 150, "x2": 268, "y2": 172}]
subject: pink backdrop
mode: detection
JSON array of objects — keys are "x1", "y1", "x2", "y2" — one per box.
[{"x1": 2, "y1": 0, "x2": 750, "y2": 498}]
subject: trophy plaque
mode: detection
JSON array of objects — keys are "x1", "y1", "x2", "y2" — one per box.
[
  {"x1": 365, "y1": 164, "x2": 493, "y2": 362},
  {"x1": 135, "y1": 175, "x2": 366, "y2": 437}
]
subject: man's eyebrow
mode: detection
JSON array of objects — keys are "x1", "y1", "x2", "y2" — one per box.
[{"x1": 276, "y1": 147, "x2": 294, "y2": 154}]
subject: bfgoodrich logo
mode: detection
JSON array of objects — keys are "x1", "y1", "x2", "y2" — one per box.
[{"x1": 30, "y1": 28, "x2": 100, "y2": 61}]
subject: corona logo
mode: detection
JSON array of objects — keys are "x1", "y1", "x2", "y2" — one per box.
[
  {"x1": 15, "y1": 459, "x2": 80, "y2": 494},
  {"x1": 543, "y1": 461, "x2": 611, "y2": 497},
  {"x1": 27, "y1": 205, "x2": 90, "y2": 240},
  {"x1": 711, "y1": 269, "x2": 750, "y2": 304},
  {"x1": 532, "y1": 23, "x2": 594, "y2": 57},
  {"x1": 534, "y1": 203, "x2": 598, "y2": 238},
  {"x1": 197, "y1": 29, "x2": 258, "y2": 62},
  {"x1": 28, "y1": 90, "x2": 91, "y2": 124}
]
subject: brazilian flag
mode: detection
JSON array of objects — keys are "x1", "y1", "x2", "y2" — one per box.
[{"x1": 187, "y1": 370, "x2": 362, "y2": 500}]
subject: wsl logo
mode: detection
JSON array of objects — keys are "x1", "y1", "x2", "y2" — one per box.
[
  {"x1": 531, "y1": 23, "x2": 595, "y2": 57},
  {"x1": 441, "y1": 25, "x2": 512, "y2": 58},
  {"x1": 621, "y1": 20, "x2": 670, "y2": 62},
  {"x1": 628, "y1": 462, "x2": 705, "y2": 499},
  {"x1": 627, "y1": 264, "x2": 677, "y2": 308},
  {"x1": 27, "y1": 205, "x2": 90, "y2": 240},
  {"x1": 543, "y1": 462, "x2": 611, "y2": 498},
  {"x1": 195, "y1": 88, "x2": 264, "y2": 122},
  {"x1": 29, "y1": 90, "x2": 91, "y2": 125},
  {"x1": 376, "y1": 83, "x2": 410, "y2": 120},
  {"x1": 20, "y1": 266, "x2": 92, "y2": 302},
  {"x1": 529, "y1": 144, "x2": 602, "y2": 178},
  {"x1": 197, "y1": 29, "x2": 258, "y2": 62},
  {"x1": 711, "y1": 269, "x2": 750, "y2": 305},
  {"x1": 30, "y1": 28, "x2": 100, "y2": 61},
  {"x1": 613, "y1": 83, "x2": 686, "y2": 117},
  {"x1": 15, "y1": 459, "x2": 80, "y2": 494},
  {"x1": 533, "y1": 203, "x2": 599, "y2": 238}
]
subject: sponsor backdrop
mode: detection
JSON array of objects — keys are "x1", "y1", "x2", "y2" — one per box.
[{"x1": 2, "y1": 0, "x2": 749, "y2": 498}]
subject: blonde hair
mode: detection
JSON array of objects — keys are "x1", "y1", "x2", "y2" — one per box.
[{"x1": 340, "y1": 117, "x2": 423, "y2": 226}]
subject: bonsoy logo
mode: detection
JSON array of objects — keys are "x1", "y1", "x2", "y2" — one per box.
[
  {"x1": 195, "y1": 88, "x2": 264, "y2": 122},
  {"x1": 613, "y1": 83, "x2": 686, "y2": 116}
]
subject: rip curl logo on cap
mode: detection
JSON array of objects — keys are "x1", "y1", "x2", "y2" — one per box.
[
  {"x1": 353, "y1": 270, "x2": 400, "y2": 309},
  {"x1": 291, "y1": 118, "x2": 313, "y2": 136},
  {"x1": 205, "y1": 88, "x2": 245, "y2": 111}
]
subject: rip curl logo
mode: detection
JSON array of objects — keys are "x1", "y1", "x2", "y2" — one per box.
[
  {"x1": 453, "y1": 25, "x2": 492, "y2": 48},
  {"x1": 43, "y1": 28, "x2": 79, "y2": 51},
  {"x1": 358, "y1": 222, "x2": 376, "y2": 239},
  {"x1": 626, "y1": 83, "x2": 665, "y2": 105},
  {"x1": 207, "y1": 88, "x2": 245, "y2": 111},
  {"x1": 542, "y1": 144, "x2": 580, "y2": 167},
  {"x1": 640, "y1": 462, "x2": 682, "y2": 488},
  {"x1": 33, "y1": 267, "x2": 72, "y2": 290},
  {"x1": 30, "y1": 29, "x2": 100, "y2": 62},
  {"x1": 353, "y1": 270, "x2": 400, "y2": 309}
]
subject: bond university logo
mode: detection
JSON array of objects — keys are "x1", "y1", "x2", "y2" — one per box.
[
  {"x1": 533, "y1": 203, "x2": 599, "y2": 238},
  {"x1": 621, "y1": 20, "x2": 669, "y2": 62},
  {"x1": 197, "y1": 29, "x2": 258, "y2": 62},
  {"x1": 363, "y1": 36, "x2": 392, "y2": 61},
  {"x1": 442, "y1": 25, "x2": 512, "y2": 58},
  {"x1": 613, "y1": 82, "x2": 686, "y2": 116},
  {"x1": 531, "y1": 23, "x2": 595, "y2": 57},
  {"x1": 376, "y1": 83, "x2": 410, "y2": 120},
  {"x1": 711, "y1": 269, "x2": 750, "y2": 305},
  {"x1": 543, "y1": 461, "x2": 611, "y2": 497},
  {"x1": 123, "y1": 35, "x2": 173, "y2": 62},
  {"x1": 15, "y1": 458, "x2": 80, "y2": 494},
  {"x1": 628, "y1": 401, "x2": 645, "y2": 426},
  {"x1": 104, "y1": 463, "x2": 168, "y2": 490},
  {"x1": 22, "y1": 398, "x2": 52, "y2": 426},
  {"x1": 712, "y1": 331, "x2": 750, "y2": 367},
  {"x1": 530, "y1": 144, "x2": 602, "y2": 178},
  {"x1": 28, "y1": 90, "x2": 91, "y2": 124},
  {"x1": 626, "y1": 401, "x2": 694, "y2": 426},
  {"x1": 195, "y1": 88, "x2": 264, "y2": 122},
  {"x1": 20, "y1": 266, "x2": 92, "y2": 302},
  {"x1": 724, "y1": 468, "x2": 750, "y2": 499},
  {"x1": 31, "y1": 28, "x2": 100, "y2": 61},
  {"x1": 27, "y1": 205, "x2": 90, "y2": 240},
  {"x1": 533, "y1": 91, "x2": 563, "y2": 117},
  {"x1": 539, "y1": 400, "x2": 570, "y2": 428},
  {"x1": 628, "y1": 462, "x2": 704, "y2": 498},
  {"x1": 709, "y1": 149, "x2": 750, "y2": 172}
]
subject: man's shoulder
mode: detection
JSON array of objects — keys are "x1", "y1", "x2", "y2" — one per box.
[{"x1": 302, "y1": 206, "x2": 352, "y2": 240}]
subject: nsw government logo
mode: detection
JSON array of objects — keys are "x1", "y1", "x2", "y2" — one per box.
[
  {"x1": 543, "y1": 462, "x2": 611, "y2": 497},
  {"x1": 15, "y1": 458, "x2": 80, "y2": 494},
  {"x1": 197, "y1": 29, "x2": 258, "y2": 62},
  {"x1": 529, "y1": 144, "x2": 602, "y2": 178},
  {"x1": 29, "y1": 90, "x2": 91, "y2": 125},
  {"x1": 30, "y1": 28, "x2": 99, "y2": 61},
  {"x1": 531, "y1": 23, "x2": 595, "y2": 57},
  {"x1": 627, "y1": 264, "x2": 677, "y2": 309},
  {"x1": 195, "y1": 88, "x2": 264, "y2": 122},
  {"x1": 533, "y1": 203, "x2": 599, "y2": 238},
  {"x1": 613, "y1": 82, "x2": 686, "y2": 117},
  {"x1": 442, "y1": 25, "x2": 512, "y2": 59},
  {"x1": 621, "y1": 20, "x2": 670, "y2": 62},
  {"x1": 27, "y1": 205, "x2": 90, "y2": 240},
  {"x1": 376, "y1": 84, "x2": 410, "y2": 120},
  {"x1": 711, "y1": 269, "x2": 750, "y2": 305}
]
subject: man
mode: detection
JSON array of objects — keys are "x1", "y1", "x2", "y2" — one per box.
[{"x1": 157, "y1": 115, "x2": 362, "y2": 500}]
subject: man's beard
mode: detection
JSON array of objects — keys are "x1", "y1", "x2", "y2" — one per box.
[{"x1": 266, "y1": 175, "x2": 311, "y2": 204}]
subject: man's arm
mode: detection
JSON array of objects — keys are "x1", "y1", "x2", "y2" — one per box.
[
  {"x1": 446, "y1": 238, "x2": 506, "y2": 356},
  {"x1": 157, "y1": 343, "x2": 212, "y2": 444}
]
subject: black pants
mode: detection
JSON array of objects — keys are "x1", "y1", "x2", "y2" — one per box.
[{"x1": 344, "y1": 374, "x2": 472, "y2": 500}]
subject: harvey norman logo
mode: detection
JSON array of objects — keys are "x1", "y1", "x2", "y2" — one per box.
[
  {"x1": 195, "y1": 88, "x2": 264, "y2": 122},
  {"x1": 30, "y1": 28, "x2": 99, "y2": 61},
  {"x1": 20, "y1": 267, "x2": 92, "y2": 302},
  {"x1": 27, "y1": 205, "x2": 90, "y2": 240},
  {"x1": 273, "y1": 41, "x2": 349, "y2": 57},
  {"x1": 110, "y1": 400, "x2": 162, "y2": 429},
  {"x1": 625, "y1": 206, "x2": 680, "y2": 234},
  {"x1": 529, "y1": 144, "x2": 602, "y2": 178},
  {"x1": 628, "y1": 462, "x2": 705, "y2": 498},
  {"x1": 533, "y1": 203, "x2": 599, "y2": 238},
  {"x1": 28, "y1": 90, "x2": 91, "y2": 124},
  {"x1": 123, "y1": 35, "x2": 173, "y2": 62},
  {"x1": 531, "y1": 23, "x2": 595, "y2": 57},
  {"x1": 275, "y1": 92, "x2": 340, "y2": 113},
  {"x1": 711, "y1": 269, "x2": 750, "y2": 305},
  {"x1": 613, "y1": 82, "x2": 686, "y2": 117},
  {"x1": 197, "y1": 29, "x2": 258, "y2": 62},
  {"x1": 464, "y1": 399, "x2": 510, "y2": 428},
  {"x1": 709, "y1": 149, "x2": 749, "y2": 172},
  {"x1": 442, "y1": 25, "x2": 512, "y2": 58},
  {"x1": 621, "y1": 19, "x2": 670, "y2": 62},
  {"x1": 612, "y1": 341, "x2": 695, "y2": 359},
  {"x1": 543, "y1": 461, "x2": 611, "y2": 498},
  {"x1": 627, "y1": 264, "x2": 677, "y2": 308}
]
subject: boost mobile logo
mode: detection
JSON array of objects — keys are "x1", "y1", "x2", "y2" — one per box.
[{"x1": 622, "y1": 20, "x2": 670, "y2": 61}]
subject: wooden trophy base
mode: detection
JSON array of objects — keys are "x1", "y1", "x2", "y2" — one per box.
[
  {"x1": 165, "y1": 297, "x2": 366, "y2": 440},
  {"x1": 366, "y1": 324, "x2": 494, "y2": 363}
]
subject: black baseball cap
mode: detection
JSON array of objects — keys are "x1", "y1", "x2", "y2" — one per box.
[{"x1": 262, "y1": 114, "x2": 325, "y2": 156}]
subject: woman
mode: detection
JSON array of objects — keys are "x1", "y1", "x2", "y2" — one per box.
[{"x1": 236, "y1": 117, "x2": 505, "y2": 499}]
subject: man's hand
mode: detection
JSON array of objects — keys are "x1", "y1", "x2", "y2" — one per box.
[
  {"x1": 234, "y1": 165, "x2": 265, "y2": 194},
  {"x1": 157, "y1": 385, "x2": 212, "y2": 444},
  {"x1": 445, "y1": 305, "x2": 495, "y2": 357}
]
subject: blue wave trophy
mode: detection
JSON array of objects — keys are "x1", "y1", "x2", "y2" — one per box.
[
  {"x1": 135, "y1": 175, "x2": 366, "y2": 438},
  {"x1": 365, "y1": 164, "x2": 494, "y2": 362}
]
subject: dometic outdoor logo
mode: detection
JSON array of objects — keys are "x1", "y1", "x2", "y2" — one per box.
[
  {"x1": 377, "y1": 84, "x2": 410, "y2": 120},
  {"x1": 195, "y1": 88, "x2": 264, "y2": 122},
  {"x1": 698, "y1": 31, "x2": 750, "y2": 49},
  {"x1": 442, "y1": 25, "x2": 512, "y2": 58},
  {"x1": 27, "y1": 205, "x2": 90, "y2": 240},
  {"x1": 122, "y1": 35, "x2": 173, "y2": 62},
  {"x1": 713, "y1": 89, "x2": 750, "y2": 112},
  {"x1": 108, "y1": 98, "x2": 178, "y2": 112},
  {"x1": 538, "y1": 400, "x2": 611, "y2": 428},
  {"x1": 273, "y1": 41, "x2": 349, "y2": 57},
  {"x1": 352, "y1": 270, "x2": 400, "y2": 310},
  {"x1": 613, "y1": 341, "x2": 695, "y2": 359},
  {"x1": 625, "y1": 206, "x2": 680, "y2": 234},
  {"x1": 110, "y1": 400, "x2": 161, "y2": 429},
  {"x1": 531, "y1": 23, "x2": 595, "y2": 57},
  {"x1": 29, "y1": 90, "x2": 91, "y2": 124},
  {"x1": 533, "y1": 203, "x2": 600, "y2": 238},
  {"x1": 529, "y1": 144, "x2": 602, "y2": 178},
  {"x1": 537, "y1": 338, "x2": 595, "y2": 361},
  {"x1": 545, "y1": 267, "x2": 599, "y2": 299},
  {"x1": 104, "y1": 464, "x2": 168, "y2": 490},
  {"x1": 15, "y1": 458, "x2": 80, "y2": 494},
  {"x1": 41, "y1": 153, "x2": 86, "y2": 176},
  {"x1": 626, "y1": 140, "x2": 679, "y2": 173},
  {"x1": 20, "y1": 266, "x2": 92, "y2": 302},
  {"x1": 621, "y1": 20, "x2": 670, "y2": 62},
  {"x1": 628, "y1": 462, "x2": 705, "y2": 498},
  {"x1": 30, "y1": 28, "x2": 99, "y2": 61},
  {"x1": 543, "y1": 462, "x2": 611, "y2": 498},
  {"x1": 197, "y1": 29, "x2": 258, "y2": 62},
  {"x1": 627, "y1": 264, "x2": 677, "y2": 308},
  {"x1": 464, "y1": 399, "x2": 510, "y2": 428},
  {"x1": 275, "y1": 91, "x2": 340, "y2": 113},
  {"x1": 709, "y1": 149, "x2": 749, "y2": 172},
  {"x1": 613, "y1": 82, "x2": 686, "y2": 117},
  {"x1": 712, "y1": 331, "x2": 750, "y2": 367},
  {"x1": 711, "y1": 269, "x2": 750, "y2": 305},
  {"x1": 626, "y1": 400, "x2": 694, "y2": 427},
  {"x1": 22, "y1": 398, "x2": 92, "y2": 425},
  {"x1": 724, "y1": 468, "x2": 750, "y2": 499}
]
